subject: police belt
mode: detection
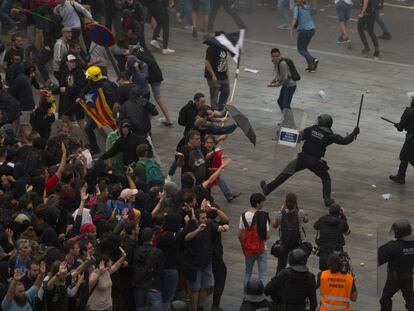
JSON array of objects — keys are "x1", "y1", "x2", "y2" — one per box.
[{"x1": 387, "y1": 270, "x2": 413, "y2": 280}]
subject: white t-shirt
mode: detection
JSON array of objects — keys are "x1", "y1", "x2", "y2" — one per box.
[{"x1": 239, "y1": 211, "x2": 270, "y2": 249}]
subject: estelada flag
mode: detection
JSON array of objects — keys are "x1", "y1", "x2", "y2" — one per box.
[{"x1": 79, "y1": 88, "x2": 116, "y2": 129}]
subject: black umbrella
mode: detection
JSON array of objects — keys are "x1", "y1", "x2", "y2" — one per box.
[{"x1": 226, "y1": 104, "x2": 256, "y2": 146}]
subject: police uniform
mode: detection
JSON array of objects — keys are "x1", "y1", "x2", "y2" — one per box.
[
  {"x1": 261, "y1": 124, "x2": 358, "y2": 204},
  {"x1": 390, "y1": 105, "x2": 414, "y2": 183},
  {"x1": 378, "y1": 235, "x2": 414, "y2": 311},
  {"x1": 264, "y1": 267, "x2": 317, "y2": 311},
  {"x1": 318, "y1": 270, "x2": 356, "y2": 311}
]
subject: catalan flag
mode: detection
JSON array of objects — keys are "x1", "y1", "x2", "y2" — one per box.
[{"x1": 79, "y1": 88, "x2": 116, "y2": 129}]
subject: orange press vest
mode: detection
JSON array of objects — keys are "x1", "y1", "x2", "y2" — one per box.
[{"x1": 320, "y1": 270, "x2": 353, "y2": 311}]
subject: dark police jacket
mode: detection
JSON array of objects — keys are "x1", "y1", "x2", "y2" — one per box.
[
  {"x1": 314, "y1": 215, "x2": 349, "y2": 252},
  {"x1": 264, "y1": 267, "x2": 317, "y2": 311},
  {"x1": 396, "y1": 106, "x2": 414, "y2": 140},
  {"x1": 378, "y1": 237, "x2": 414, "y2": 277},
  {"x1": 301, "y1": 125, "x2": 356, "y2": 158}
]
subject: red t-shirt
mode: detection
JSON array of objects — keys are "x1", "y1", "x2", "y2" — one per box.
[{"x1": 45, "y1": 174, "x2": 59, "y2": 194}]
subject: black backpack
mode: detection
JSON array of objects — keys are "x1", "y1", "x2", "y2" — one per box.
[
  {"x1": 280, "y1": 209, "x2": 301, "y2": 250},
  {"x1": 178, "y1": 101, "x2": 195, "y2": 127},
  {"x1": 278, "y1": 58, "x2": 301, "y2": 82}
]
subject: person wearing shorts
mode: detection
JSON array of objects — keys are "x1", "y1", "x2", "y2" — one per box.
[
  {"x1": 183, "y1": 210, "x2": 228, "y2": 311},
  {"x1": 191, "y1": 0, "x2": 210, "y2": 39},
  {"x1": 335, "y1": 0, "x2": 353, "y2": 44}
]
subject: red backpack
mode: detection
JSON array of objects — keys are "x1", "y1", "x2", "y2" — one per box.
[{"x1": 241, "y1": 212, "x2": 265, "y2": 257}]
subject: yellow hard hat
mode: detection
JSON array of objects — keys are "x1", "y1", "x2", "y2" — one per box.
[{"x1": 85, "y1": 66, "x2": 103, "y2": 82}]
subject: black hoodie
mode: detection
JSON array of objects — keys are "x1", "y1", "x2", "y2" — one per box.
[
  {"x1": 314, "y1": 214, "x2": 349, "y2": 250},
  {"x1": 9, "y1": 63, "x2": 36, "y2": 111}
]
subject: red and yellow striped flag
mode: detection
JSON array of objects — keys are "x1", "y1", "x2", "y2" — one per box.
[{"x1": 79, "y1": 88, "x2": 116, "y2": 129}]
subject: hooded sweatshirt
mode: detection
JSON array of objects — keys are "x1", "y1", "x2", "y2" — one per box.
[
  {"x1": 9, "y1": 63, "x2": 36, "y2": 111},
  {"x1": 126, "y1": 55, "x2": 149, "y2": 96}
]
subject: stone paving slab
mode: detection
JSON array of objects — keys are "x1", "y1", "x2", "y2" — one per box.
[{"x1": 143, "y1": 27, "x2": 414, "y2": 310}]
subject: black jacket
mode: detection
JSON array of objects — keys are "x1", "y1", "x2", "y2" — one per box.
[
  {"x1": 100, "y1": 131, "x2": 149, "y2": 166},
  {"x1": 378, "y1": 238, "x2": 414, "y2": 275},
  {"x1": 132, "y1": 244, "x2": 164, "y2": 289},
  {"x1": 118, "y1": 88, "x2": 158, "y2": 136},
  {"x1": 314, "y1": 215, "x2": 349, "y2": 251},
  {"x1": 301, "y1": 125, "x2": 356, "y2": 158},
  {"x1": 0, "y1": 90, "x2": 21, "y2": 125},
  {"x1": 178, "y1": 101, "x2": 199, "y2": 135},
  {"x1": 9, "y1": 63, "x2": 36, "y2": 111},
  {"x1": 264, "y1": 267, "x2": 317, "y2": 311},
  {"x1": 30, "y1": 108, "x2": 55, "y2": 139},
  {"x1": 396, "y1": 106, "x2": 414, "y2": 138}
]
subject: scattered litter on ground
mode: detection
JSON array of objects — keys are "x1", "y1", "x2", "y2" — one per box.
[{"x1": 382, "y1": 193, "x2": 391, "y2": 200}]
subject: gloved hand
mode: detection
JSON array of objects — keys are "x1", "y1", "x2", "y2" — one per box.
[
  {"x1": 394, "y1": 123, "x2": 403, "y2": 132},
  {"x1": 352, "y1": 126, "x2": 360, "y2": 136}
]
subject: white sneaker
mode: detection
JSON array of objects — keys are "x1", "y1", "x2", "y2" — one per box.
[
  {"x1": 150, "y1": 40, "x2": 161, "y2": 49},
  {"x1": 165, "y1": 175, "x2": 172, "y2": 183},
  {"x1": 162, "y1": 48, "x2": 175, "y2": 54}
]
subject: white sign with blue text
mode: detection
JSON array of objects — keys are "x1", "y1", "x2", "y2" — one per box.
[{"x1": 278, "y1": 127, "x2": 299, "y2": 147}]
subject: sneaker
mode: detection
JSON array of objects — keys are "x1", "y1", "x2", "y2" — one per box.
[
  {"x1": 389, "y1": 175, "x2": 405, "y2": 184},
  {"x1": 161, "y1": 120, "x2": 174, "y2": 127},
  {"x1": 373, "y1": 50, "x2": 381, "y2": 58},
  {"x1": 312, "y1": 58, "x2": 319, "y2": 71},
  {"x1": 260, "y1": 180, "x2": 269, "y2": 196},
  {"x1": 337, "y1": 36, "x2": 346, "y2": 44},
  {"x1": 277, "y1": 23, "x2": 291, "y2": 30},
  {"x1": 7, "y1": 27, "x2": 20, "y2": 35},
  {"x1": 226, "y1": 191, "x2": 241, "y2": 203},
  {"x1": 324, "y1": 198, "x2": 335, "y2": 207},
  {"x1": 162, "y1": 48, "x2": 175, "y2": 54},
  {"x1": 377, "y1": 32, "x2": 391, "y2": 40},
  {"x1": 346, "y1": 39, "x2": 352, "y2": 49},
  {"x1": 165, "y1": 175, "x2": 172, "y2": 183},
  {"x1": 150, "y1": 40, "x2": 161, "y2": 49},
  {"x1": 184, "y1": 24, "x2": 193, "y2": 29},
  {"x1": 176, "y1": 12, "x2": 183, "y2": 23},
  {"x1": 305, "y1": 67, "x2": 312, "y2": 72},
  {"x1": 192, "y1": 27, "x2": 198, "y2": 39},
  {"x1": 361, "y1": 47, "x2": 370, "y2": 55}
]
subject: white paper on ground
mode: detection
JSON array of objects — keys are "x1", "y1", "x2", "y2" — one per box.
[
  {"x1": 244, "y1": 68, "x2": 259, "y2": 74},
  {"x1": 382, "y1": 193, "x2": 391, "y2": 200}
]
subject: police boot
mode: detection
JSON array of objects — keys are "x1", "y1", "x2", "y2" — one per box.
[
  {"x1": 324, "y1": 198, "x2": 335, "y2": 207},
  {"x1": 406, "y1": 298, "x2": 414, "y2": 311},
  {"x1": 380, "y1": 296, "x2": 393, "y2": 311},
  {"x1": 260, "y1": 180, "x2": 270, "y2": 196},
  {"x1": 389, "y1": 175, "x2": 405, "y2": 184}
]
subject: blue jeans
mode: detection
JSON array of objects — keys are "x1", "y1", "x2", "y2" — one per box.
[
  {"x1": 180, "y1": 0, "x2": 193, "y2": 24},
  {"x1": 374, "y1": 9, "x2": 389, "y2": 34},
  {"x1": 297, "y1": 29, "x2": 316, "y2": 67},
  {"x1": 161, "y1": 269, "x2": 179, "y2": 303},
  {"x1": 0, "y1": 0, "x2": 16, "y2": 29},
  {"x1": 277, "y1": 0, "x2": 290, "y2": 24},
  {"x1": 219, "y1": 177, "x2": 232, "y2": 199},
  {"x1": 133, "y1": 288, "x2": 163, "y2": 311},
  {"x1": 244, "y1": 252, "x2": 268, "y2": 287},
  {"x1": 277, "y1": 85, "x2": 297, "y2": 111}
]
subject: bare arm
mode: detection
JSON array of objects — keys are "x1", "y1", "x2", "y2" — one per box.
[
  {"x1": 109, "y1": 247, "x2": 127, "y2": 274},
  {"x1": 151, "y1": 192, "x2": 166, "y2": 219},
  {"x1": 201, "y1": 158, "x2": 232, "y2": 189},
  {"x1": 204, "y1": 60, "x2": 216, "y2": 80},
  {"x1": 185, "y1": 224, "x2": 204, "y2": 241},
  {"x1": 55, "y1": 143, "x2": 67, "y2": 179}
]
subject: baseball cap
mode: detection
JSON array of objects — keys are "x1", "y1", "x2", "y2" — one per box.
[
  {"x1": 67, "y1": 54, "x2": 76, "y2": 62},
  {"x1": 14, "y1": 214, "x2": 30, "y2": 224},
  {"x1": 120, "y1": 188, "x2": 138, "y2": 200}
]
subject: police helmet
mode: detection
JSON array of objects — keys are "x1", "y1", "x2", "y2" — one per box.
[
  {"x1": 317, "y1": 114, "x2": 333, "y2": 128},
  {"x1": 391, "y1": 219, "x2": 413, "y2": 240},
  {"x1": 288, "y1": 248, "x2": 308, "y2": 272},
  {"x1": 245, "y1": 278, "x2": 264, "y2": 296},
  {"x1": 169, "y1": 300, "x2": 188, "y2": 311}
]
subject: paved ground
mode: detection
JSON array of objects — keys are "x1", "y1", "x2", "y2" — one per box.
[{"x1": 143, "y1": 25, "x2": 414, "y2": 310}]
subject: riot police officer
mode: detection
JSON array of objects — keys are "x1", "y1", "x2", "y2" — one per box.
[
  {"x1": 240, "y1": 279, "x2": 272, "y2": 311},
  {"x1": 264, "y1": 248, "x2": 317, "y2": 311},
  {"x1": 389, "y1": 92, "x2": 414, "y2": 184},
  {"x1": 260, "y1": 114, "x2": 359, "y2": 207},
  {"x1": 378, "y1": 219, "x2": 414, "y2": 311}
]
